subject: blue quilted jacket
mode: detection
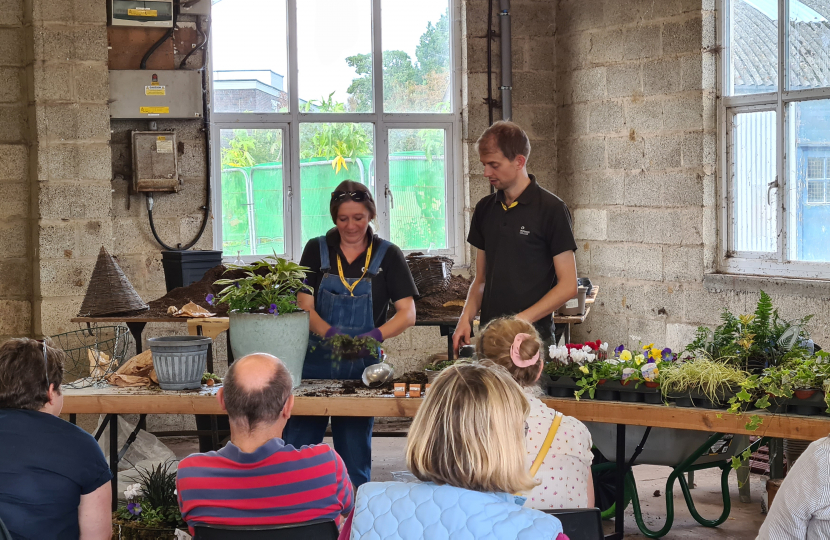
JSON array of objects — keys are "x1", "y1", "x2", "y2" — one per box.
[{"x1": 348, "y1": 481, "x2": 565, "y2": 540}]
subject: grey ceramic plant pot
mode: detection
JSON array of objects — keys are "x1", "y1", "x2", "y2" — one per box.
[{"x1": 228, "y1": 311, "x2": 310, "y2": 388}]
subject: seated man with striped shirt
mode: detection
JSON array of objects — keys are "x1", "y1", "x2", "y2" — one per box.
[{"x1": 177, "y1": 353, "x2": 354, "y2": 533}]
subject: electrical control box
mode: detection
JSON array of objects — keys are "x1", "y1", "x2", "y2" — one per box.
[
  {"x1": 132, "y1": 131, "x2": 180, "y2": 192},
  {"x1": 110, "y1": 0, "x2": 174, "y2": 27},
  {"x1": 109, "y1": 70, "x2": 203, "y2": 119}
]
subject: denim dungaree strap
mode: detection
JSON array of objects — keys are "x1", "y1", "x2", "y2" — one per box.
[{"x1": 283, "y1": 235, "x2": 391, "y2": 488}]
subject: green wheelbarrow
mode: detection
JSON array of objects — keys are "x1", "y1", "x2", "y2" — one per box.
[{"x1": 586, "y1": 423, "x2": 768, "y2": 538}]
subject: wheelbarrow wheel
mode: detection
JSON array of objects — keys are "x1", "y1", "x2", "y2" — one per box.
[{"x1": 592, "y1": 449, "x2": 633, "y2": 520}]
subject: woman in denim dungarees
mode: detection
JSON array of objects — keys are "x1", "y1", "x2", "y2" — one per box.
[{"x1": 283, "y1": 180, "x2": 417, "y2": 487}]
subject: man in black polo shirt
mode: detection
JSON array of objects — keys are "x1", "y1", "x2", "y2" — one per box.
[{"x1": 453, "y1": 121, "x2": 578, "y2": 349}]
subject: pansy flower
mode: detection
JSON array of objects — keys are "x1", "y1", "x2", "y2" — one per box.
[
  {"x1": 205, "y1": 293, "x2": 215, "y2": 306},
  {"x1": 615, "y1": 344, "x2": 625, "y2": 354},
  {"x1": 268, "y1": 303, "x2": 279, "y2": 315},
  {"x1": 619, "y1": 350, "x2": 632, "y2": 362},
  {"x1": 579, "y1": 365, "x2": 590, "y2": 375},
  {"x1": 127, "y1": 502, "x2": 142, "y2": 516},
  {"x1": 634, "y1": 354, "x2": 645, "y2": 365}
]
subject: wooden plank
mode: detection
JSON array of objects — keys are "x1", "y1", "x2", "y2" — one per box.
[
  {"x1": 553, "y1": 305, "x2": 589, "y2": 324},
  {"x1": 585, "y1": 286, "x2": 599, "y2": 304},
  {"x1": 61, "y1": 385, "x2": 830, "y2": 440},
  {"x1": 541, "y1": 398, "x2": 829, "y2": 441},
  {"x1": 71, "y1": 316, "x2": 189, "y2": 323},
  {"x1": 108, "y1": 27, "x2": 175, "y2": 70}
]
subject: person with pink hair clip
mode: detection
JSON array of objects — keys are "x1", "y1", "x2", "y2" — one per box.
[{"x1": 477, "y1": 317, "x2": 595, "y2": 511}]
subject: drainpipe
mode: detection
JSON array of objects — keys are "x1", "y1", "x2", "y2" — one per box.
[{"x1": 498, "y1": 0, "x2": 512, "y2": 121}]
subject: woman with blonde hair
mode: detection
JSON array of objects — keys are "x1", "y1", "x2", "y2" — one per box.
[
  {"x1": 478, "y1": 317, "x2": 595, "y2": 510},
  {"x1": 340, "y1": 362, "x2": 567, "y2": 540}
]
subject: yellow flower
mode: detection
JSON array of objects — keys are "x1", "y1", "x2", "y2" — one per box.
[
  {"x1": 635, "y1": 354, "x2": 645, "y2": 365},
  {"x1": 619, "y1": 350, "x2": 632, "y2": 362},
  {"x1": 579, "y1": 365, "x2": 590, "y2": 375},
  {"x1": 650, "y1": 348, "x2": 662, "y2": 360},
  {"x1": 643, "y1": 343, "x2": 654, "y2": 350},
  {"x1": 655, "y1": 358, "x2": 662, "y2": 365}
]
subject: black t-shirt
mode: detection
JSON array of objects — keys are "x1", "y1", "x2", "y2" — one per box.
[
  {"x1": 299, "y1": 228, "x2": 419, "y2": 328},
  {"x1": 0, "y1": 408, "x2": 112, "y2": 540},
  {"x1": 467, "y1": 175, "x2": 578, "y2": 338}
]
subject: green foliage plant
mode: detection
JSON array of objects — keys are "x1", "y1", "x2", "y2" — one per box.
[
  {"x1": 214, "y1": 254, "x2": 311, "y2": 314},
  {"x1": 114, "y1": 461, "x2": 185, "y2": 530},
  {"x1": 424, "y1": 359, "x2": 455, "y2": 372},
  {"x1": 322, "y1": 334, "x2": 381, "y2": 360},
  {"x1": 659, "y1": 358, "x2": 748, "y2": 403},
  {"x1": 686, "y1": 290, "x2": 813, "y2": 372},
  {"x1": 574, "y1": 361, "x2": 621, "y2": 400}
]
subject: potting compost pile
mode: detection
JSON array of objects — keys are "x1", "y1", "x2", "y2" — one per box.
[{"x1": 144, "y1": 265, "x2": 246, "y2": 318}]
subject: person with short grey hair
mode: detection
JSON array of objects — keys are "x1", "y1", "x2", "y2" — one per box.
[{"x1": 176, "y1": 353, "x2": 354, "y2": 534}]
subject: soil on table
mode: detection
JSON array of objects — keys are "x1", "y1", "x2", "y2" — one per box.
[
  {"x1": 389, "y1": 274, "x2": 472, "y2": 322},
  {"x1": 143, "y1": 265, "x2": 248, "y2": 319},
  {"x1": 296, "y1": 371, "x2": 429, "y2": 397}
]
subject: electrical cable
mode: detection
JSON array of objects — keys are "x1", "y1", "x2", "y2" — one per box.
[
  {"x1": 140, "y1": 1, "x2": 179, "y2": 69},
  {"x1": 179, "y1": 15, "x2": 208, "y2": 69}
]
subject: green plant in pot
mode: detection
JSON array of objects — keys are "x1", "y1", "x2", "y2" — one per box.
[
  {"x1": 112, "y1": 461, "x2": 185, "y2": 539},
  {"x1": 659, "y1": 358, "x2": 749, "y2": 406},
  {"x1": 686, "y1": 291, "x2": 813, "y2": 373},
  {"x1": 213, "y1": 254, "x2": 312, "y2": 388}
]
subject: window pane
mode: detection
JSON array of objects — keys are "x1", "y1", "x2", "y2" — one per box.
[
  {"x1": 220, "y1": 129, "x2": 285, "y2": 257},
  {"x1": 298, "y1": 0, "x2": 372, "y2": 113},
  {"x1": 789, "y1": 0, "x2": 830, "y2": 90},
  {"x1": 299, "y1": 123, "x2": 374, "y2": 245},
  {"x1": 730, "y1": 0, "x2": 778, "y2": 95},
  {"x1": 388, "y1": 129, "x2": 448, "y2": 250},
  {"x1": 212, "y1": 0, "x2": 288, "y2": 113},
  {"x1": 731, "y1": 111, "x2": 777, "y2": 253},
  {"x1": 380, "y1": 1, "x2": 451, "y2": 112},
  {"x1": 788, "y1": 100, "x2": 830, "y2": 262}
]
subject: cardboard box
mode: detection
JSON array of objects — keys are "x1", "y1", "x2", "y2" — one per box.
[
  {"x1": 394, "y1": 383, "x2": 407, "y2": 397},
  {"x1": 409, "y1": 384, "x2": 422, "y2": 398}
]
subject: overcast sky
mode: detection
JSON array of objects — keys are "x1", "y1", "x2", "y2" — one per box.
[{"x1": 211, "y1": 0, "x2": 449, "y2": 104}]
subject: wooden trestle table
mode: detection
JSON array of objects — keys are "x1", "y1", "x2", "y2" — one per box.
[{"x1": 62, "y1": 383, "x2": 828, "y2": 538}]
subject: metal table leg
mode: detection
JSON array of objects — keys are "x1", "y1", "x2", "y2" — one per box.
[
  {"x1": 769, "y1": 438, "x2": 785, "y2": 479},
  {"x1": 110, "y1": 414, "x2": 118, "y2": 510},
  {"x1": 125, "y1": 322, "x2": 147, "y2": 354}
]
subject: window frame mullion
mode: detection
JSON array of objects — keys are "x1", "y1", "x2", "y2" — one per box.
[{"x1": 776, "y1": 0, "x2": 788, "y2": 264}]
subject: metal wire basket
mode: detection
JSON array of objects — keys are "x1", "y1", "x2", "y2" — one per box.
[{"x1": 52, "y1": 325, "x2": 132, "y2": 388}]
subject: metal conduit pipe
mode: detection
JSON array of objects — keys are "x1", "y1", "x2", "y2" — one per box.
[{"x1": 498, "y1": 0, "x2": 512, "y2": 121}]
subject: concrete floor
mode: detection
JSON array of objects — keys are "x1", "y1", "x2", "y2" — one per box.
[{"x1": 163, "y1": 435, "x2": 768, "y2": 539}]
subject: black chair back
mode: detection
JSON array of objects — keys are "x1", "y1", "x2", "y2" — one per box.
[
  {"x1": 543, "y1": 508, "x2": 604, "y2": 540},
  {"x1": 193, "y1": 519, "x2": 338, "y2": 540}
]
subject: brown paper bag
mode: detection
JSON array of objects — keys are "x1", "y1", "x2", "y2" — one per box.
[
  {"x1": 174, "y1": 301, "x2": 216, "y2": 318},
  {"x1": 108, "y1": 374, "x2": 151, "y2": 387},
  {"x1": 88, "y1": 349, "x2": 113, "y2": 378}
]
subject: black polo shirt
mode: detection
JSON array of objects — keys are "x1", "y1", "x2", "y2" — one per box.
[
  {"x1": 299, "y1": 228, "x2": 419, "y2": 328},
  {"x1": 467, "y1": 175, "x2": 577, "y2": 338}
]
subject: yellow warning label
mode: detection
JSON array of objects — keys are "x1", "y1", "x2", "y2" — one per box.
[
  {"x1": 128, "y1": 8, "x2": 158, "y2": 16},
  {"x1": 145, "y1": 86, "x2": 166, "y2": 96},
  {"x1": 140, "y1": 106, "x2": 169, "y2": 115},
  {"x1": 157, "y1": 136, "x2": 166, "y2": 141}
]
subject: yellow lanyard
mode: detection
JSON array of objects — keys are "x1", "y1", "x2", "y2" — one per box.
[
  {"x1": 336, "y1": 243, "x2": 373, "y2": 297},
  {"x1": 501, "y1": 201, "x2": 518, "y2": 211}
]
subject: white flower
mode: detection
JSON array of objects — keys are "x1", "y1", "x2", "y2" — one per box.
[
  {"x1": 124, "y1": 483, "x2": 143, "y2": 501},
  {"x1": 582, "y1": 345, "x2": 592, "y2": 353},
  {"x1": 606, "y1": 358, "x2": 619, "y2": 365},
  {"x1": 599, "y1": 342, "x2": 609, "y2": 352},
  {"x1": 549, "y1": 345, "x2": 570, "y2": 362}
]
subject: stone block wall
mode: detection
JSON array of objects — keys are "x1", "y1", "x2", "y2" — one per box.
[
  {"x1": 0, "y1": 0, "x2": 30, "y2": 341},
  {"x1": 556, "y1": 0, "x2": 830, "y2": 349}
]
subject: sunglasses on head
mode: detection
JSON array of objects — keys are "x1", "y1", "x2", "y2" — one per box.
[
  {"x1": 36, "y1": 339, "x2": 49, "y2": 388},
  {"x1": 331, "y1": 190, "x2": 371, "y2": 203}
]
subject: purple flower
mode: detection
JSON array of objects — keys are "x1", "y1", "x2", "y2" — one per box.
[
  {"x1": 235, "y1": 282, "x2": 241, "y2": 289},
  {"x1": 615, "y1": 344, "x2": 625, "y2": 354},
  {"x1": 205, "y1": 293, "x2": 215, "y2": 305},
  {"x1": 662, "y1": 347, "x2": 672, "y2": 356},
  {"x1": 127, "y1": 502, "x2": 142, "y2": 516},
  {"x1": 268, "y1": 303, "x2": 279, "y2": 315}
]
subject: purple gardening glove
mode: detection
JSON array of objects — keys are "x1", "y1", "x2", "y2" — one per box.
[
  {"x1": 357, "y1": 328, "x2": 384, "y2": 343},
  {"x1": 324, "y1": 326, "x2": 344, "y2": 338}
]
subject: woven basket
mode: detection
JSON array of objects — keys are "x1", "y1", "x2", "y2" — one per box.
[
  {"x1": 406, "y1": 254, "x2": 453, "y2": 297},
  {"x1": 78, "y1": 246, "x2": 149, "y2": 317}
]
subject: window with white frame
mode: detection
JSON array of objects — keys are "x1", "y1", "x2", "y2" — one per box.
[
  {"x1": 209, "y1": 0, "x2": 461, "y2": 263},
  {"x1": 722, "y1": 0, "x2": 830, "y2": 274}
]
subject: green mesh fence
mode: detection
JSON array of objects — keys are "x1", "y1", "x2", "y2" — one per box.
[{"x1": 221, "y1": 152, "x2": 446, "y2": 256}]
